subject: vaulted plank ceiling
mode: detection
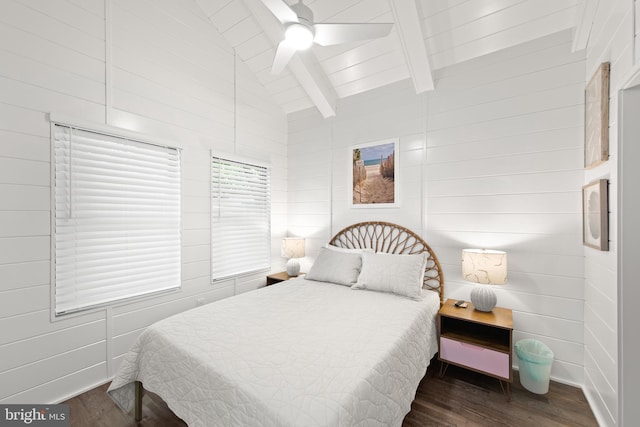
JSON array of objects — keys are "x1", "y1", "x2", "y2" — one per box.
[{"x1": 196, "y1": 0, "x2": 581, "y2": 118}]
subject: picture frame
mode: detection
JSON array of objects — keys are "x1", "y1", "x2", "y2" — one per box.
[
  {"x1": 350, "y1": 139, "x2": 399, "y2": 208},
  {"x1": 584, "y1": 62, "x2": 610, "y2": 169},
  {"x1": 582, "y1": 179, "x2": 608, "y2": 251}
]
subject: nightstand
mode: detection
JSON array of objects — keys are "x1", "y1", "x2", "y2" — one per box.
[
  {"x1": 438, "y1": 298, "x2": 513, "y2": 399},
  {"x1": 265, "y1": 271, "x2": 304, "y2": 286}
]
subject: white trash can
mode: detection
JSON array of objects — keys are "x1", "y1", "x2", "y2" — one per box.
[{"x1": 515, "y1": 339, "x2": 554, "y2": 394}]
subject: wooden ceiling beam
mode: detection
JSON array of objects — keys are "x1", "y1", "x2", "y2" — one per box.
[
  {"x1": 389, "y1": 0, "x2": 434, "y2": 93},
  {"x1": 572, "y1": 0, "x2": 598, "y2": 52}
]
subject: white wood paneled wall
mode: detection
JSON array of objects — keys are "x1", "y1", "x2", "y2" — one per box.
[
  {"x1": 427, "y1": 30, "x2": 586, "y2": 386},
  {"x1": 0, "y1": 0, "x2": 287, "y2": 404},
  {"x1": 288, "y1": 30, "x2": 586, "y2": 386},
  {"x1": 582, "y1": 0, "x2": 636, "y2": 425},
  {"x1": 636, "y1": 0, "x2": 640, "y2": 62},
  {"x1": 419, "y1": 0, "x2": 579, "y2": 71},
  {"x1": 287, "y1": 80, "x2": 428, "y2": 267}
]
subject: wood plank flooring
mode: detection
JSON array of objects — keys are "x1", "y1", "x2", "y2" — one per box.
[{"x1": 64, "y1": 361, "x2": 598, "y2": 426}]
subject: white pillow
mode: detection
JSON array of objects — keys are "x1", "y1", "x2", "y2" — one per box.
[
  {"x1": 305, "y1": 247, "x2": 362, "y2": 286},
  {"x1": 325, "y1": 244, "x2": 374, "y2": 254},
  {"x1": 352, "y1": 252, "x2": 427, "y2": 299}
]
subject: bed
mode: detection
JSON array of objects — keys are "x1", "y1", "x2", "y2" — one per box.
[{"x1": 108, "y1": 222, "x2": 444, "y2": 426}]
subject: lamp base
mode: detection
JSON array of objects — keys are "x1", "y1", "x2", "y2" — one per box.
[
  {"x1": 470, "y1": 286, "x2": 497, "y2": 312},
  {"x1": 286, "y1": 258, "x2": 300, "y2": 276}
]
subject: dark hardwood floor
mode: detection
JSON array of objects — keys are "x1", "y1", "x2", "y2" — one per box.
[
  {"x1": 404, "y1": 365, "x2": 597, "y2": 427},
  {"x1": 65, "y1": 361, "x2": 598, "y2": 426}
]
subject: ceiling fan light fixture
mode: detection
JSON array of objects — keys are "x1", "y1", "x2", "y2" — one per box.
[{"x1": 285, "y1": 23, "x2": 314, "y2": 50}]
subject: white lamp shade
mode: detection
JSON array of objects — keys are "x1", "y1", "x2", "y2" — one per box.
[
  {"x1": 461, "y1": 249, "x2": 507, "y2": 285},
  {"x1": 281, "y1": 237, "x2": 305, "y2": 259}
]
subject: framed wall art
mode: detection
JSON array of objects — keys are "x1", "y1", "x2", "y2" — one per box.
[
  {"x1": 582, "y1": 179, "x2": 608, "y2": 251},
  {"x1": 584, "y1": 62, "x2": 610, "y2": 169},
  {"x1": 351, "y1": 139, "x2": 398, "y2": 208}
]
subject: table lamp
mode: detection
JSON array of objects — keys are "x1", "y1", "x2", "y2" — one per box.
[
  {"x1": 281, "y1": 237, "x2": 305, "y2": 276},
  {"x1": 461, "y1": 249, "x2": 507, "y2": 312}
]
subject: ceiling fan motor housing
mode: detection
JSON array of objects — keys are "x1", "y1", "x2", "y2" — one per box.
[{"x1": 291, "y1": 1, "x2": 314, "y2": 27}]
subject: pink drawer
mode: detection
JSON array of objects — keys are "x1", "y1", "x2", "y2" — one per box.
[{"x1": 440, "y1": 337, "x2": 510, "y2": 379}]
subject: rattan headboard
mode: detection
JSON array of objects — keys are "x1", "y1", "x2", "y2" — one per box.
[{"x1": 329, "y1": 221, "x2": 444, "y2": 304}]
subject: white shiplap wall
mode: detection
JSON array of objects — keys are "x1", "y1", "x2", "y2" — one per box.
[
  {"x1": 287, "y1": 80, "x2": 428, "y2": 266},
  {"x1": 288, "y1": 30, "x2": 586, "y2": 386},
  {"x1": 419, "y1": 0, "x2": 579, "y2": 71},
  {"x1": 582, "y1": 0, "x2": 636, "y2": 425},
  {"x1": 0, "y1": 0, "x2": 287, "y2": 404},
  {"x1": 427, "y1": 30, "x2": 586, "y2": 385}
]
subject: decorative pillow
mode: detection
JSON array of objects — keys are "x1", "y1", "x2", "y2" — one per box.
[
  {"x1": 352, "y1": 252, "x2": 427, "y2": 299},
  {"x1": 305, "y1": 247, "x2": 362, "y2": 286},
  {"x1": 325, "y1": 244, "x2": 374, "y2": 254}
]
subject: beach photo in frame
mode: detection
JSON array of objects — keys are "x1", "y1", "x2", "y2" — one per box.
[
  {"x1": 582, "y1": 179, "x2": 608, "y2": 251},
  {"x1": 351, "y1": 139, "x2": 398, "y2": 208},
  {"x1": 584, "y1": 62, "x2": 610, "y2": 168}
]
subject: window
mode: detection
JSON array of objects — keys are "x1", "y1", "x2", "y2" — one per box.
[
  {"x1": 53, "y1": 124, "x2": 181, "y2": 315},
  {"x1": 211, "y1": 155, "x2": 271, "y2": 280}
]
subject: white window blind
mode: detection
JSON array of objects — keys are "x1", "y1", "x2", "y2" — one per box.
[
  {"x1": 211, "y1": 156, "x2": 271, "y2": 280},
  {"x1": 53, "y1": 124, "x2": 181, "y2": 315}
]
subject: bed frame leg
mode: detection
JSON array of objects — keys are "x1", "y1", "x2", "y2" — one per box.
[{"x1": 134, "y1": 381, "x2": 143, "y2": 421}]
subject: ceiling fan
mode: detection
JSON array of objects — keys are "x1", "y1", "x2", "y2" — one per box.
[{"x1": 260, "y1": 0, "x2": 394, "y2": 74}]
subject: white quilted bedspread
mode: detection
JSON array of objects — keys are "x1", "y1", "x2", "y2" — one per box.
[{"x1": 108, "y1": 279, "x2": 440, "y2": 426}]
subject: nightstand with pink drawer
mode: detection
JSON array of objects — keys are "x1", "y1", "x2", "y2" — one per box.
[{"x1": 437, "y1": 299, "x2": 513, "y2": 399}]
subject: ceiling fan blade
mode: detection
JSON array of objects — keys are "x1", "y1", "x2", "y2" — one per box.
[
  {"x1": 258, "y1": 0, "x2": 298, "y2": 24},
  {"x1": 313, "y1": 23, "x2": 393, "y2": 46},
  {"x1": 271, "y1": 41, "x2": 297, "y2": 74}
]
